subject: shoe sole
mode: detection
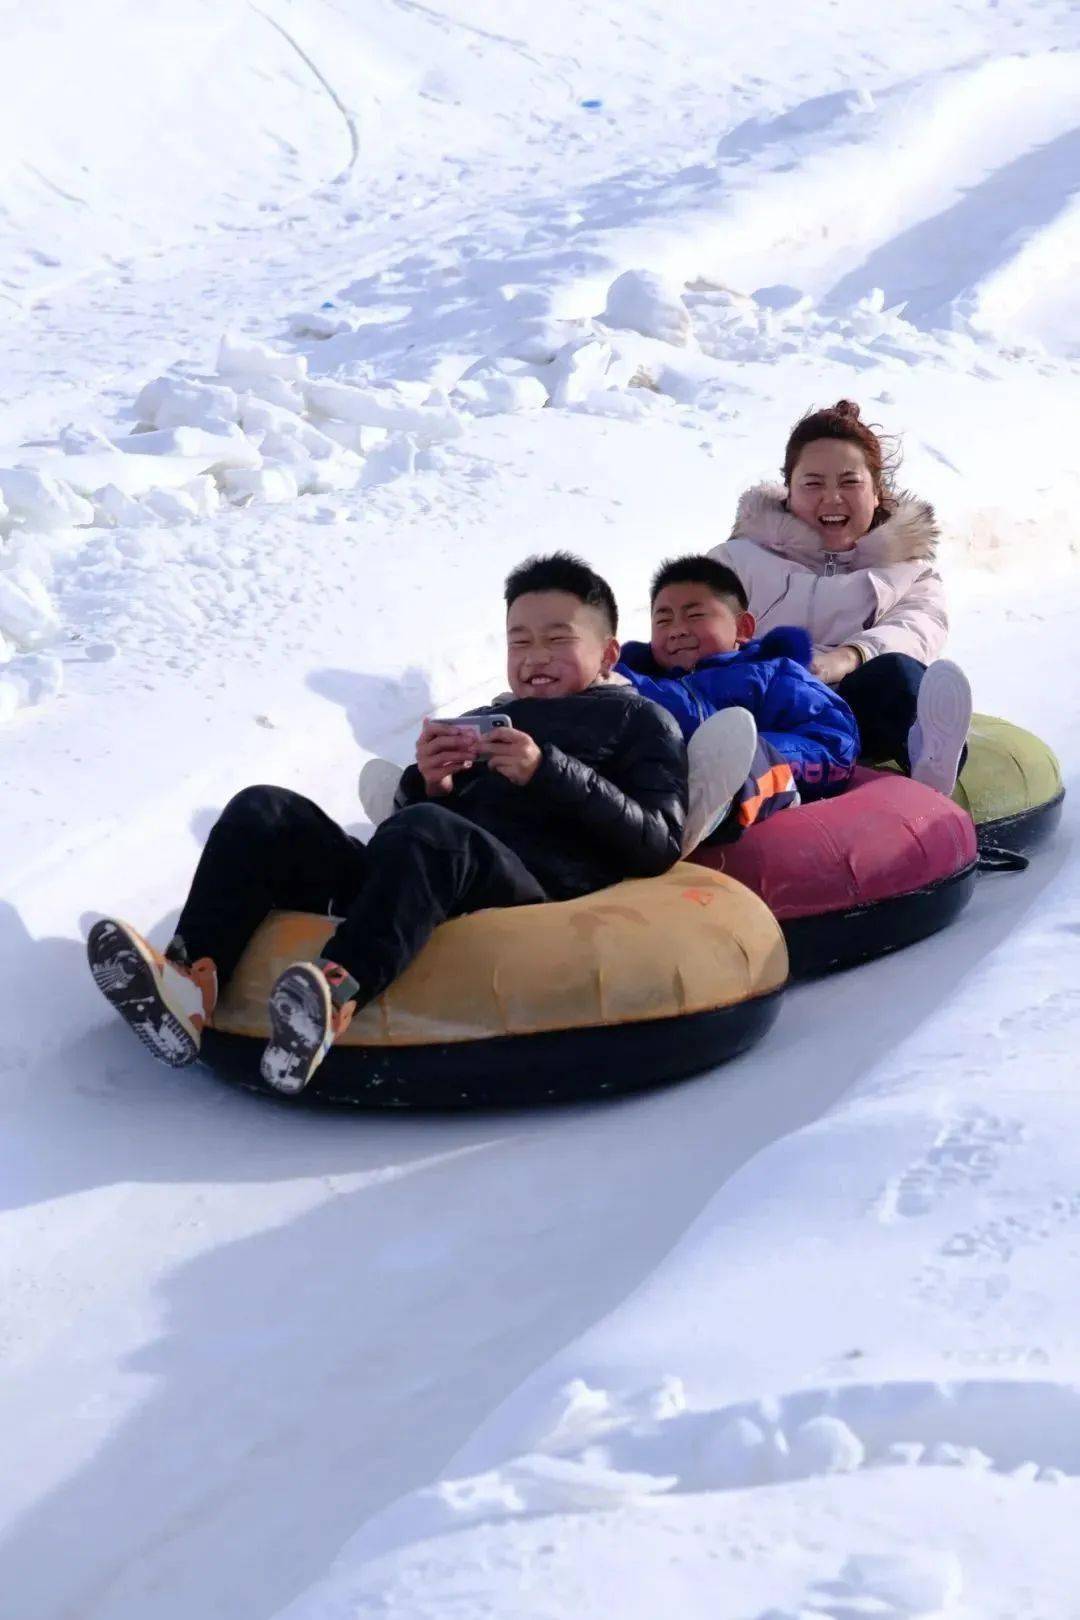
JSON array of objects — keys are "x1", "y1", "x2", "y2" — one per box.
[
  {"x1": 87, "y1": 918, "x2": 200, "y2": 1068},
  {"x1": 261, "y1": 963, "x2": 333, "y2": 1095},
  {"x1": 910, "y1": 660, "x2": 973, "y2": 797},
  {"x1": 684, "y1": 707, "x2": 759, "y2": 853},
  {"x1": 358, "y1": 757, "x2": 404, "y2": 826}
]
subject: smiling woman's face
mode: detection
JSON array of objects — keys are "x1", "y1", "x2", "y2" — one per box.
[{"x1": 786, "y1": 438, "x2": 878, "y2": 550}]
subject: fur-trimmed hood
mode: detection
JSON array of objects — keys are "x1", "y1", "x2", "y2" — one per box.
[{"x1": 730, "y1": 483, "x2": 939, "y2": 573}]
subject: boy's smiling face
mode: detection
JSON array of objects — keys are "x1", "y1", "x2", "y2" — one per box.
[
  {"x1": 650, "y1": 581, "x2": 755, "y2": 671},
  {"x1": 507, "y1": 590, "x2": 619, "y2": 699}
]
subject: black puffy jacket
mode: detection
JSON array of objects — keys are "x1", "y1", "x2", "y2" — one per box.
[{"x1": 394, "y1": 684, "x2": 687, "y2": 900}]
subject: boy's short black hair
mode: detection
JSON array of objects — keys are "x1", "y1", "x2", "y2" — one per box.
[
  {"x1": 505, "y1": 551, "x2": 618, "y2": 635},
  {"x1": 650, "y1": 554, "x2": 749, "y2": 613}
]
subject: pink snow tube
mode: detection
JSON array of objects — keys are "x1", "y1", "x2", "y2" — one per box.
[{"x1": 691, "y1": 768, "x2": 978, "y2": 974}]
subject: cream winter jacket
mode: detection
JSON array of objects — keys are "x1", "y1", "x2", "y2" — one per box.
[{"x1": 710, "y1": 484, "x2": 948, "y2": 666}]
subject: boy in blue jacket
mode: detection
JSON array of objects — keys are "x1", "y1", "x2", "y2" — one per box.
[{"x1": 617, "y1": 554, "x2": 859, "y2": 840}]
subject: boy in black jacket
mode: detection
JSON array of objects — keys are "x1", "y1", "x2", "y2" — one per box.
[{"x1": 88, "y1": 553, "x2": 688, "y2": 1093}]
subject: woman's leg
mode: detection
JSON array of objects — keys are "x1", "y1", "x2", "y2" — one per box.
[
  {"x1": 907, "y1": 659, "x2": 973, "y2": 797},
  {"x1": 836, "y1": 653, "x2": 926, "y2": 771},
  {"x1": 172, "y1": 785, "x2": 369, "y2": 988},
  {"x1": 837, "y1": 654, "x2": 971, "y2": 789}
]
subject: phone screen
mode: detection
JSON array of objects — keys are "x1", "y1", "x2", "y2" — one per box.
[{"x1": 442, "y1": 714, "x2": 512, "y2": 735}]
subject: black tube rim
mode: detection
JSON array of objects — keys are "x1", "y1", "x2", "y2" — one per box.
[
  {"x1": 974, "y1": 789, "x2": 1064, "y2": 854},
  {"x1": 200, "y1": 988, "x2": 786, "y2": 1111},
  {"x1": 782, "y1": 860, "x2": 978, "y2": 978}
]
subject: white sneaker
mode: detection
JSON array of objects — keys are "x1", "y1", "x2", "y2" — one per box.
[
  {"x1": 682, "y1": 707, "x2": 759, "y2": 855},
  {"x1": 358, "y1": 756, "x2": 404, "y2": 825},
  {"x1": 909, "y1": 659, "x2": 973, "y2": 797}
]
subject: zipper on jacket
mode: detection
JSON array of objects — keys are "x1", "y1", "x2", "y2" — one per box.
[
  {"x1": 806, "y1": 572, "x2": 820, "y2": 641},
  {"x1": 805, "y1": 554, "x2": 839, "y2": 644},
  {"x1": 681, "y1": 675, "x2": 708, "y2": 724}
]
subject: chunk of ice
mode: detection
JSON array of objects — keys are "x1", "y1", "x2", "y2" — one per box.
[
  {"x1": 840, "y1": 1550, "x2": 963, "y2": 1614},
  {"x1": 452, "y1": 373, "x2": 549, "y2": 416},
  {"x1": 0, "y1": 467, "x2": 94, "y2": 531},
  {"x1": 306, "y1": 379, "x2": 463, "y2": 441},
  {"x1": 217, "y1": 332, "x2": 307, "y2": 383},
  {"x1": 134, "y1": 377, "x2": 239, "y2": 431},
  {"x1": 788, "y1": 1414, "x2": 865, "y2": 1476},
  {"x1": 602, "y1": 268, "x2": 694, "y2": 347},
  {"x1": 223, "y1": 465, "x2": 299, "y2": 505},
  {"x1": 0, "y1": 565, "x2": 62, "y2": 648}
]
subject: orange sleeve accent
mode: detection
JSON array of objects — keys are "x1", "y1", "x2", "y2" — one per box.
[{"x1": 738, "y1": 763, "x2": 797, "y2": 827}]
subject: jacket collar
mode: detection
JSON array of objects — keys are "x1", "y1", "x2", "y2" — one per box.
[
  {"x1": 618, "y1": 637, "x2": 789, "y2": 677},
  {"x1": 620, "y1": 639, "x2": 742, "y2": 677},
  {"x1": 730, "y1": 483, "x2": 939, "y2": 573}
]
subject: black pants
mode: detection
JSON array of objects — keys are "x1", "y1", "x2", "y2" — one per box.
[
  {"x1": 173, "y1": 787, "x2": 548, "y2": 1007},
  {"x1": 836, "y1": 652, "x2": 926, "y2": 772}
]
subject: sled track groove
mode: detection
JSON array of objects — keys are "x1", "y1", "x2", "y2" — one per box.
[{"x1": 247, "y1": 1, "x2": 361, "y2": 179}]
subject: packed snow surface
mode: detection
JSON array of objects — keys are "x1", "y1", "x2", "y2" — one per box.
[{"x1": 1, "y1": 1, "x2": 1079, "y2": 1617}]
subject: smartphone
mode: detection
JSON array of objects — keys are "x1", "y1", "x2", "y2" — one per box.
[{"x1": 440, "y1": 713, "x2": 512, "y2": 736}]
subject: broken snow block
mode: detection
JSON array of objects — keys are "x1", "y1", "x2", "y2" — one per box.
[
  {"x1": 360, "y1": 434, "x2": 417, "y2": 487},
  {"x1": 452, "y1": 374, "x2": 549, "y2": 416},
  {"x1": 0, "y1": 467, "x2": 95, "y2": 531},
  {"x1": 305, "y1": 379, "x2": 464, "y2": 442},
  {"x1": 217, "y1": 332, "x2": 308, "y2": 383},
  {"x1": 134, "y1": 377, "x2": 240, "y2": 432},
  {"x1": 545, "y1": 337, "x2": 619, "y2": 408},
  {"x1": 0, "y1": 565, "x2": 62, "y2": 649},
  {"x1": 602, "y1": 269, "x2": 694, "y2": 347},
  {"x1": 222, "y1": 465, "x2": 299, "y2": 505}
]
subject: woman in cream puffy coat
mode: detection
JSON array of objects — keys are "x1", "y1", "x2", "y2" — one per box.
[{"x1": 710, "y1": 400, "x2": 970, "y2": 793}]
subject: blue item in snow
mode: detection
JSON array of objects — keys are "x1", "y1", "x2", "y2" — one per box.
[{"x1": 616, "y1": 626, "x2": 859, "y2": 798}]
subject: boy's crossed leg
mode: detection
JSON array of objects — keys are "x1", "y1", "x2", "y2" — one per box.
[
  {"x1": 89, "y1": 786, "x2": 547, "y2": 1094},
  {"x1": 258, "y1": 796, "x2": 548, "y2": 1092}
]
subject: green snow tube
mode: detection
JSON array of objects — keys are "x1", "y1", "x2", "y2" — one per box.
[{"x1": 956, "y1": 715, "x2": 1064, "y2": 853}]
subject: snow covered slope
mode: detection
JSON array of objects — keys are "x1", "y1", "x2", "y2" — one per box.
[{"x1": 1, "y1": 2, "x2": 1079, "y2": 1617}]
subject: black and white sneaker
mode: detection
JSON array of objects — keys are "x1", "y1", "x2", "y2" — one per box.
[
  {"x1": 261, "y1": 961, "x2": 352, "y2": 1095},
  {"x1": 87, "y1": 918, "x2": 216, "y2": 1068},
  {"x1": 909, "y1": 659, "x2": 973, "y2": 797}
]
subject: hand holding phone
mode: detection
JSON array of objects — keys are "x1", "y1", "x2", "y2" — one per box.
[
  {"x1": 481, "y1": 724, "x2": 543, "y2": 786},
  {"x1": 416, "y1": 714, "x2": 540, "y2": 793},
  {"x1": 416, "y1": 717, "x2": 474, "y2": 796},
  {"x1": 416, "y1": 715, "x2": 510, "y2": 796}
]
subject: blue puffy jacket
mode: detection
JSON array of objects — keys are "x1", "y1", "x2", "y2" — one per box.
[{"x1": 616, "y1": 626, "x2": 859, "y2": 799}]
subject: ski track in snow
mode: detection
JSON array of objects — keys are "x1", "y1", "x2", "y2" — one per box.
[
  {"x1": 247, "y1": 2, "x2": 363, "y2": 178},
  {"x1": 2, "y1": 2, "x2": 1080, "y2": 1618}
]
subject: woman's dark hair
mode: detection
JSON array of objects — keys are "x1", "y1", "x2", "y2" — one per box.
[
  {"x1": 504, "y1": 551, "x2": 618, "y2": 635},
  {"x1": 782, "y1": 399, "x2": 900, "y2": 525}
]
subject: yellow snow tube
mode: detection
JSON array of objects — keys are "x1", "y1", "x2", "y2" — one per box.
[{"x1": 201, "y1": 864, "x2": 788, "y2": 1107}]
